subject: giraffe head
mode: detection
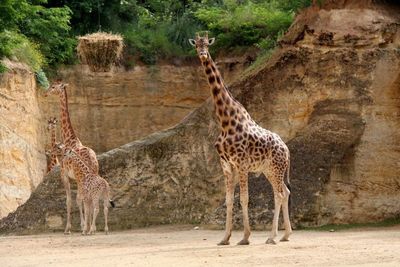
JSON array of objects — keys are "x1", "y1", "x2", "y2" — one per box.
[
  {"x1": 189, "y1": 32, "x2": 215, "y2": 62},
  {"x1": 47, "y1": 117, "x2": 58, "y2": 131},
  {"x1": 44, "y1": 81, "x2": 68, "y2": 97},
  {"x1": 62, "y1": 146, "x2": 76, "y2": 159},
  {"x1": 52, "y1": 142, "x2": 66, "y2": 157}
]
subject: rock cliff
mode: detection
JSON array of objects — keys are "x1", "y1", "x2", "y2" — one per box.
[
  {"x1": 0, "y1": 61, "x2": 47, "y2": 219},
  {"x1": 1, "y1": 2, "x2": 399, "y2": 234},
  {"x1": 40, "y1": 59, "x2": 248, "y2": 153}
]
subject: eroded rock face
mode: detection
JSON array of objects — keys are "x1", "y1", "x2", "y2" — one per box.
[
  {"x1": 1, "y1": 4, "x2": 400, "y2": 234},
  {"x1": 40, "y1": 64, "x2": 218, "y2": 153},
  {"x1": 0, "y1": 61, "x2": 47, "y2": 219},
  {"x1": 39, "y1": 60, "x2": 249, "y2": 153},
  {"x1": 0, "y1": 60, "x2": 248, "y2": 220}
]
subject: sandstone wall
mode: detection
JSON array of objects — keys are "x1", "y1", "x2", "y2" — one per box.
[
  {"x1": 0, "y1": 59, "x2": 247, "y2": 220},
  {"x1": 0, "y1": 61, "x2": 47, "y2": 219},
  {"x1": 39, "y1": 60, "x2": 246, "y2": 153},
  {"x1": 1, "y1": 4, "x2": 399, "y2": 234}
]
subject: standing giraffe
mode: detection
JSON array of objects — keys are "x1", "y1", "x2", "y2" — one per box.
[
  {"x1": 189, "y1": 33, "x2": 292, "y2": 245},
  {"x1": 46, "y1": 117, "x2": 59, "y2": 174},
  {"x1": 53, "y1": 143, "x2": 114, "y2": 235},
  {"x1": 45, "y1": 81, "x2": 99, "y2": 234}
]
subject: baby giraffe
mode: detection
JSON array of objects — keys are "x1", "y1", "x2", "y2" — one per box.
[{"x1": 54, "y1": 143, "x2": 114, "y2": 235}]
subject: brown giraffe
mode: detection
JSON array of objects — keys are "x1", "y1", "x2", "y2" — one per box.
[
  {"x1": 45, "y1": 81, "x2": 99, "y2": 234},
  {"x1": 189, "y1": 33, "x2": 292, "y2": 245},
  {"x1": 53, "y1": 143, "x2": 114, "y2": 235},
  {"x1": 46, "y1": 117, "x2": 59, "y2": 174}
]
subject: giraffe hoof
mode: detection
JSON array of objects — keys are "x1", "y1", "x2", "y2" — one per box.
[
  {"x1": 237, "y1": 239, "x2": 250, "y2": 245},
  {"x1": 266, "y1": 238, "x2": 277, "y2": 245},
  {"x1": 64, "y1": 231, "x2": 71, "y2": 235},
  {"x1": 280, "y1": 236, "x2": 290, "y2": 242},
  {"x1": 217, "y1": 240, "x2": 230, "y2": 246}
]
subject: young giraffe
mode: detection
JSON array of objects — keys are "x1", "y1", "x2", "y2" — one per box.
[
  {"x1": 53, "y1": 143, "x2": 114, "y2": 235},
  {"x1": 46, "y1": 117, "x2": 59, "y2": 174},
  {"x1": 45, "y1": 81, "x2": 99, "y2": 234},
  {"x1": 189, "y1": 33, "x2": 292, "y2": 245}
]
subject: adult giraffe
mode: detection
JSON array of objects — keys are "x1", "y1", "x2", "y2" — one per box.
[{"x1": 189, "y1": 33, "x2": 292, "y2": 245}]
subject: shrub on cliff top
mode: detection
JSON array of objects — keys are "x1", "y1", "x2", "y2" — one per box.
[
  {"x1": 0, "y1": 31, "x2": 44, "y2": 72},
  {"x1": 0, "y1": 0, "x2": 75, "y2": 69}
]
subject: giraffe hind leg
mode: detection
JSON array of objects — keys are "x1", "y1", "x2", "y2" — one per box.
[
  {"x1": 264, "y1": 172, "x2": 285, "y2": 245},
  {"x1": 89, "y1": 199, "x2": 99, "y2": 235},
  {"x1": 104, "y1": 199, "x2": 109, "y2": 234},
  {"x1": 280, "y1": 183, "x2": 293, "y2": 241}
]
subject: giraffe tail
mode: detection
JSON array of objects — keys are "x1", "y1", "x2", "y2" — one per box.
[
  {"x1": 105, "y1": 182, "x2": 115, "y2": 208},
  {"x1": 285, "y1": 150, "x2": 292, "y2": 217}
]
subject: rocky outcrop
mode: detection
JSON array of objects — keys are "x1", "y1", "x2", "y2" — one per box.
[
  {"x1": 0, "y1": 61, "x2": 47, "y2": 219},
  {"x1": 1, "y1": 3, "x2": 400, "y2": 234},
  {"x1": 39, "y1": 60, "x2": 249, "y2": 153},
  {"x1": 0, "y1": 59, "x2": 249, "y2": 220}
]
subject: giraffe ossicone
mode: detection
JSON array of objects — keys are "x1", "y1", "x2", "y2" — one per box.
[{"x1": 190, "y1": 34, "x2": 292, "y2": 245}]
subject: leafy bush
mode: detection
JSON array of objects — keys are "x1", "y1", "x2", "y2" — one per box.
[
  {"x1": 0, "y1": 0, "x2": 75, "y2": 88},
  {"x1": 0, "y1": 62, "x2": 8, "y2": 73},
  {"x1": 0, "y1": 31, "x2": 44, "y2": 71},
  {"x1": 1, "y1": 0, "x2": 313, "y2": 70},
  {"x1": 194, "y1": 0, "x2": 307, "y2": 52},
  {"x1": 35, "y1": 69, "x2": 50, "y2": 90},
  {"x1": 18, "y1": 4, "x2": 76, "y2": 66}
]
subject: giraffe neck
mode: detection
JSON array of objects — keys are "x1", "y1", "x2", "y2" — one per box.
[
  {"x1": 69, "y1": 153, "x2": 92, "y2": 180},
  {"x1": 202, "y1": 54, "x2": 249, "y2": 130},
  {"x1": 49, "y1": 127, "x2": 58, "y2": 169},
  {"x1": 59, "y1": 88, "x2": 79, "y2": 147}
]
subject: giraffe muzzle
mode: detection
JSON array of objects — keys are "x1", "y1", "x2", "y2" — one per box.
[{"x1": 199, "y1": 53, "x2": 208, "y2": 61}]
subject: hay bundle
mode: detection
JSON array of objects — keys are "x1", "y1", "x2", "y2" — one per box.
[{"x1": 77, "y1": 32, "x2": 123, "y2": 72}]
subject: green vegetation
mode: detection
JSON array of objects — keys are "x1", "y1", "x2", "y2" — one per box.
[
  {"x1": 298, "y1": 216, "x2": 400, "y2": 232},
  {"x1": 0, "y1": 0, "x2": 312, "y2": 78},
  {"x1": 0, "y1": 0, "x2": 74, "y2": 88},
  {"x1": 46, "y1": 0, "x2": 312, "y2": 65}
]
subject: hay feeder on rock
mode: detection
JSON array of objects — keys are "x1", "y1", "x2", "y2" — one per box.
[{"x1": 77, "y1": 32, "x2": 123, "y2": 72}]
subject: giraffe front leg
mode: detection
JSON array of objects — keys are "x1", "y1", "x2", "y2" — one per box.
[
  {"x1": 82, "y1": 200, "x2": 90, "y2": 235},
  {"x1": 61, "y1": 171, "x2": 72, "y2": 235},
  {"x1": 218, "y1": 160, "x2": 235, "y2": 246},
  {"x1": 76, "y1": 191, "x2": 85, "y2": 231},
  {"x1": 237, "y1": 172, "x2": 250, "y2": 245}
]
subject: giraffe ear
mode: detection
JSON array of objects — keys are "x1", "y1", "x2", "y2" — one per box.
[
  {"x1": 208, "y1": 38, "x2": 215, "y2": 46},
  {"x1": 189, "y1": 39, "x2": 196, "y2": 47}
]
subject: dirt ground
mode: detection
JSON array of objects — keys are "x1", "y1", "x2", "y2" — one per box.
[{"x1": 0, "y1": 225, "x2": 399, "y2": 267}]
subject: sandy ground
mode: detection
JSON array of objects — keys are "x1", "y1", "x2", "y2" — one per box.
[{"x1": 0, "y1": 225, "x2": 400, "y2": 267}]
